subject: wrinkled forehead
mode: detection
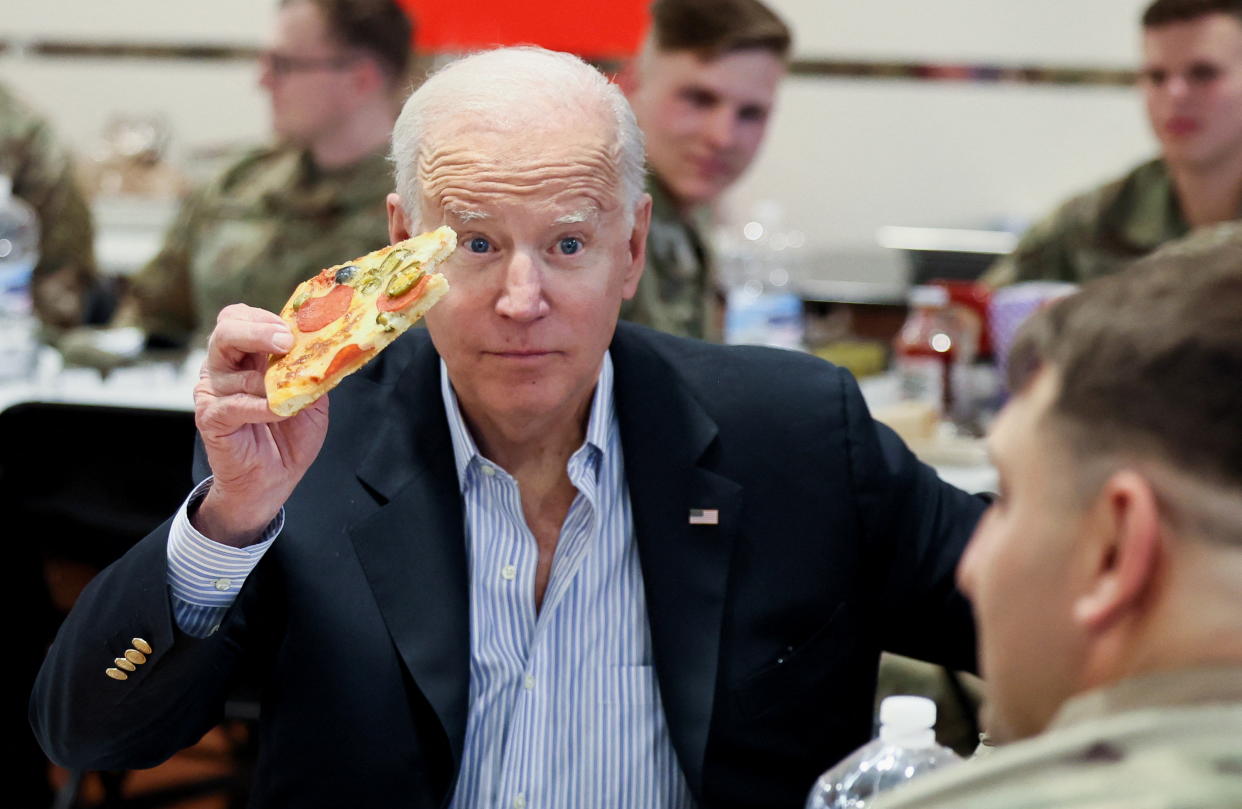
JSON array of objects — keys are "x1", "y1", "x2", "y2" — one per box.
[{"x1": 417, "y1": 117, "x2": 623, "y2": 216}]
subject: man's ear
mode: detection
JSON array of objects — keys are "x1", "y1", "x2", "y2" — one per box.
[
  {"x1": 387, "y1": 193, "x2": 412, "y2": 244},
  {"x1": 1073, "y1": 470, "x2": 1163, "y2": 632},
  {"x1": 616, "y1": 59, "x2": 641, "y2": 96},
  {"x1": 621, "y1": 193, "x2": 653, "y2": 300}
]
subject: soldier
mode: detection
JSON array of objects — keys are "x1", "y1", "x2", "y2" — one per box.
[
  {"x1": 623, "y1": 0, "x2": 790, "y2": 340},
  {"x1": 113, "y1": 0, "x2": 412, "y2": 347},
  {"x1": 0, "y1": 82, "x2": 100, "y2": 333},
  {"x1": 986, "y1": 0, "x2": 1242, "y2": 286},
  {"x1": 877, "y1": 228, "x2": 1242, "y2": 808}
]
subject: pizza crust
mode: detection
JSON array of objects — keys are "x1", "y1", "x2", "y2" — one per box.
[{"x1": 264, "y1": 227, "x2": 455, "y2": 416}]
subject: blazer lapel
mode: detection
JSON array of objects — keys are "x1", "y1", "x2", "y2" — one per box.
[
  {"x1": 611, "y1": 327, "x2": 741, "y2": 796},
  {"x1": 350, "y1": 339, "x2": 471, "y2": 769}
]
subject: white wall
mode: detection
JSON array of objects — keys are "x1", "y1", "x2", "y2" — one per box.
[
  {"x1": 778, "y1": 0, "x2": 1148, "y2": 64},
  {"x1": 4, "y1": 0, "x2": 275, "y2": 44},
  {"x1": 718, "y1": 0, "x2": 1159, "y2": 286},
  {"x1": 1, "y1": 0, "x2": 1161, "y2": 282},
  {"x1": 2, "y1": 1, "x2": 274, "y2": 167}
]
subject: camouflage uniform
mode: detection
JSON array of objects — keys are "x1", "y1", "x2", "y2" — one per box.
[
  {"x1": 0, "y1": 82, "x2": 99, "y2": 331},
  {"x1": 873, "y1": 667, "x2": 1242, "y2": 809},
  {"x1": 621, "y1": 174, "x2": 719, "y2": 341},
  {"x1": 123, "y1": 144, "x2": 392, "y2": 345},
  {"x1": 984, "y1": 158, "x2": 1240, "y2": 287}
]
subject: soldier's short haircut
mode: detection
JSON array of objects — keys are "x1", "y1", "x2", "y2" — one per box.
[
  {"x1": 1142, "y1": 0, "x2": 1242, "y2": 27},
  {"x1": 1007, "y1": 227, "x2": 1242, "y2": 537},
  {"x1": 647, "y1": 0, "x2": 792, "y2": 61},
  {"x1": 283, "y1": 0, "x2": 414, "y2": 80}
]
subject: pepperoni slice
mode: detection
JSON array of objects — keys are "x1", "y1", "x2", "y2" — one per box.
[
  {"x1": 296, "y1": 284, "x2": 354, "y2": 332},
  {"x1": 324, "y1": 343, "x2": 373, "y2": 380},
  {"x1": 377, "y1": 275, "x2": 431, "y2": 313}
]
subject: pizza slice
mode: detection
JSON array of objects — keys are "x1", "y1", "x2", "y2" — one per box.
[{"x1": 264, "y1": 226, "x2": 455, "y2": 416}]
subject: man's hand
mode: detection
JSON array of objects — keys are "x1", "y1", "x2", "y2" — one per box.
[{"x1": 192, "y1": 304, "x2": 329, "y2": 546}]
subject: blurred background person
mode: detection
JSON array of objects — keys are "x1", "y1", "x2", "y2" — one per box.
[
  {"x1": 623, "y1": 0, "x2": 790, "y2": 340},
  {"x1": 986, "y1": 0, "x2": 1242, "y2": 286},
  {"x1": 1, "y1": 80, "x2": 98, "y2": 807},
  {"x1": 0, "y1": 81, "x2": 101, "y2": 335},
  {"x1": 107, "y1": 0, "x2": 412, "y2": 349},
  {"x1": 879, "y1": 228, "x2": 1242, "y2": 808}
]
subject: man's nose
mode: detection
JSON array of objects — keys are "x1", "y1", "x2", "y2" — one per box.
[
  {"x1": 955, "y1": 508, "x2": 991, "y2": 598},
  {"x1": 704, "y1": 107, "x2": 738, "y2": 149},
  {"x1": 495, "y1": 251, "x2": 548, "y2": 321},
  {"x1": 1165, "y1": 74, "x2": 1191, "y2": 100}
]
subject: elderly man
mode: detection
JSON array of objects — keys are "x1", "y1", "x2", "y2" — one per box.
[
  {"x1": 33, "y1": 48, "x2": 984, "y2": 809},
  {"x1": 110, "y1": 0, "x2": 411, "y2": 347},
  {"x1": 987, "y1": 0, "x2": 1242, "y2": 286},
  {"x1": 623, "y1": 0, "x2": 790, "y2": 340},
  {"x1": 878, "y1": 229, "x2": 1242, "y2": 808}
]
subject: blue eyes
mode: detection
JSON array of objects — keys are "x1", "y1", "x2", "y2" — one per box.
[{"x1": 463, "y1": 236, "x2": 583, "y2": 255}]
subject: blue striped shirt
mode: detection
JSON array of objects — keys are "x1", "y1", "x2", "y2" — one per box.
[{"x1": 167, "y1": 352, "x2": 694, "y2": 807}]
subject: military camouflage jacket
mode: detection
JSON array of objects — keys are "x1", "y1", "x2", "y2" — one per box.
[
  {"x1": 125, "y1": 144, "x2": 392, "y2": 345},
  {"x1": 620, "y1": 174, "x2": 718, "y2": 340},
  {"x1": 984, "y1": 158, "x2": 1242, "y2": 286},
  {"x1": 0, "y1": 82, "x2": 98, "y2": 330},
  {"x1": 873, "y1": 666, "x2": 1242, "y2": 809}
]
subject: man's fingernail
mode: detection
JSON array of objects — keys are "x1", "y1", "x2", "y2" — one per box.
[{"x1": 273, "y1": 332, "x2": 293, "y2": 352}]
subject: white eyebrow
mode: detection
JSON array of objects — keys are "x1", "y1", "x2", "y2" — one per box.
[
  {"x1": 447, "y1": 207, "x2": 489, "y2": 223},
  {"x1": 555, "y1": 207, "x2": 598, "y2": 225}
]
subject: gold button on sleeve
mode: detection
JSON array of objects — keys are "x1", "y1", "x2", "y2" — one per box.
[
  {"x1": 114, "y1": 658, "x2": 136, "y2": 672},
  {"x1": 131, "y1": 638, "x2": 152, "y2": 655},
  {"x1": 124, "y1": 649, "x2": 147, "y2": 665},
  {"x1": 106, "y1": 668, "x2": 128, "y2": 681}
]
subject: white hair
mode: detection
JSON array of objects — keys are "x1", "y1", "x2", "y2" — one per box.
[{"x1": 389, "y1": 46, "x2": 646, "y2": 230}]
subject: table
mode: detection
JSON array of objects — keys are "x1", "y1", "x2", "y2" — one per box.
[{"x1": 0, "y1": 349, "x2": 997, "y2": 495}]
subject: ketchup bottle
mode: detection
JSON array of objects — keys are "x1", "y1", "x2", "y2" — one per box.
[{"x1": 893, "y1": 285, "x2": 960, "y2": 417}]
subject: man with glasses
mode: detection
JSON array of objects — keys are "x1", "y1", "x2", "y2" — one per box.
[{"x1": 111, "y1": 0, "x2": 412, "y2": 348}]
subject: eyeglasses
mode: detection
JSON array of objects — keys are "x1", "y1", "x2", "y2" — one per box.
[{"x1": 259, "y1": 51, "x2": 359, "y2": 77}]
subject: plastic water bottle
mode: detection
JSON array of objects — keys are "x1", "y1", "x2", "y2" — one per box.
[
  {"x1": 0, "y1": 173, "x2": 40, "y2": 380},
  {"x1": 805, "y1": 695, "x2": 961, "y2": 808}
]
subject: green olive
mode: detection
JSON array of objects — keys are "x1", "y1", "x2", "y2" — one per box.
[{"x1": 375, "y1": 311, "x2": 397, "y2": 331}]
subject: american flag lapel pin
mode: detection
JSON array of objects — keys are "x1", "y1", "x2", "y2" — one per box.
[{"x1": 689, "y1": 508, "x2": 719, "y2": 526}]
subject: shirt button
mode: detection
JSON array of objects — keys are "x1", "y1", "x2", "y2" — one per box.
[
  {"x1": 513, "y1": 793, "x2": 526, "y2": 809},
  {"x1": 501, "y1": 564, "x2": 516, "y2": 581},
  {"x1": 524, "y1": 674, "x2": 535, "y2": 691},
  {"x1": 481, "y1": 465, "x2": 496, "y2": 476},
  {"x1": 213, "y1": 577, "x2": 232, "y2": 591}
]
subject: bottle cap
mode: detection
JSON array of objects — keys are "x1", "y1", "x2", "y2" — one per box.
[
  {"x1": 908, "y1": 285, "x2": 949, "y2": 308},
  {"x1": 879, "y1": 695, "x2": 936, "y2": 730}
]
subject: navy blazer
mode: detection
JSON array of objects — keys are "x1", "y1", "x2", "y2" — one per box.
[{"x1": 33, "y1": 323, "x2": 986, "y2": 808}]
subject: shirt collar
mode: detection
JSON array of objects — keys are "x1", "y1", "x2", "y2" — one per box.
[
  {"x1": 1048, "y1": 664, "x2": 1242, "y2": 731},
  {"x1": 440, "y1": 351, "x2": 616, "y2": 492}
]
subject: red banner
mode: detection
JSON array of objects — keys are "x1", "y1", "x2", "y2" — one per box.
[{"x1": 398, "y1": 0, "x2": 649, "y2": 60}]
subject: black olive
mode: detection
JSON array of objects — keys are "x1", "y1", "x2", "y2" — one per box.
[{"x1": 334, "y1": 265, "x2": 358, "y2": 284}]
